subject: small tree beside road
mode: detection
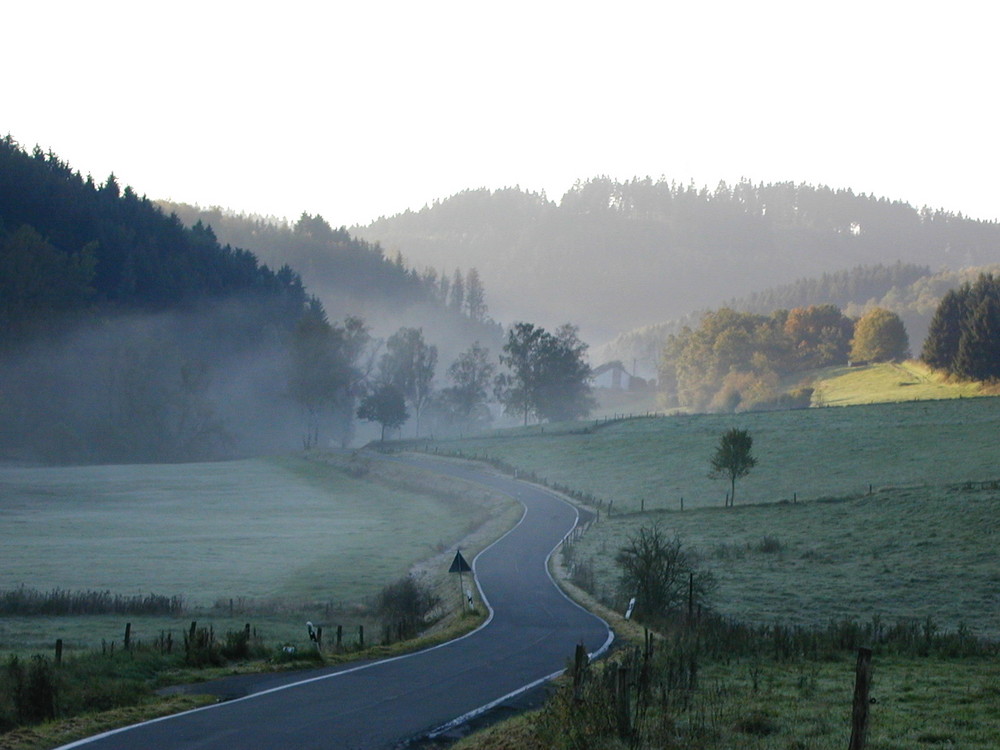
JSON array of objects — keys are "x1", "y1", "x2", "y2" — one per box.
[
  {"x1": 615, "y1": 523, "x2": 714, "y2": 620},
  {"x1": 709, "y1": 427, "x2": 757, "y2": 506}
]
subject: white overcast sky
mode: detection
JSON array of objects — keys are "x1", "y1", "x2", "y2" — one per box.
[{"x1": 5, "y1": 1, "x2": 997, "y2": 227}]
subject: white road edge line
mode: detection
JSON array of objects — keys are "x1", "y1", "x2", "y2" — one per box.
[
  {"x1": 425, "y1": 480, "x2": 615, "y2": 741},
  {"x1": 55, "y1": 463, "x2": 613, "y2": 749}
]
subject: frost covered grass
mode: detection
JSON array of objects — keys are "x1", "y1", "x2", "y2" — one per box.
[
  {"x1": 419, "y1": 395, "x2": 1000, "y2": 510},
  {"x1": 0, "y1": 454, "x2": 503, "y2": 654},
  {"x1": 569, "y1": 483, "x2": 1000, "y2": 637}
]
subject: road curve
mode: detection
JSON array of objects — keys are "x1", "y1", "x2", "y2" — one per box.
[{"x1": 59, "y1": 456, "x2": 612, "y2": 750}]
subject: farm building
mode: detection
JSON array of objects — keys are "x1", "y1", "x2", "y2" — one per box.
[{"x1": 591, "y1": 360, "x2": 646, "y2": 391}]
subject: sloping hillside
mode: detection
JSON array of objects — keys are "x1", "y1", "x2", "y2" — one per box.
[{"x1": 355, "y1": 180, "x2": 1000, "y2": 345}]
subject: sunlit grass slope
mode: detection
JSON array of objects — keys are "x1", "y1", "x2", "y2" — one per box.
[{"x1": 811, "y1": 360, "x2": 986, "y2": 406}]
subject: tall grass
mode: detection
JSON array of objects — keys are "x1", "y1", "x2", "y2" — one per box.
[
  {"x1": 481, "y1": 612, "x2": 999, "y2": 750},
  {"x1": 0, "y1": 587, "x2": 183, "y2": 617}
]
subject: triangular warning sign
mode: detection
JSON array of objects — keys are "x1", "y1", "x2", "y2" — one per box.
[{"x1": 448, "y1": 549, "x2": 472, "y2": 573}]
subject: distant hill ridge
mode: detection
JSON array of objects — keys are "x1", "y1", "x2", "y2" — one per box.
[{"x1": 353, "y1": 179, "x2": 1000, "y2": 346}]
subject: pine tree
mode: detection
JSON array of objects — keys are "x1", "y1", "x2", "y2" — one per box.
[
  {"x1": 449, "y1": 269, "x2": 465, "y2": 314},
  {"x1": 922, "y1": 288, "x2": 964, "y2": 370},
  {"x1": 954, "y1": 296, "x2": 1000, "y2": 380},
  {"x1": 465, "y1": 268, "x2": 487, "y2": 322}
]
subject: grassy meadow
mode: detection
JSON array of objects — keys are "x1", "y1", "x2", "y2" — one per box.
[
  {"x1": 434, "y1": 393, "x2": 1000, "y2": 750},
  {"x1": 417, "y1": 395, "x2": 1000, "y2": 511},
  {"x1": 567, "y1": 482, "x2": 1000, "y2": 636},
  {"x1": 415, "y1": 397, "x2": 1000, "y2": 634},
  {"x1": 0, "y1": 455, "x2": 509, "y2": 656},
  {"x1": 456, "y1": 655, "x2": 1000, "y2": 750}
]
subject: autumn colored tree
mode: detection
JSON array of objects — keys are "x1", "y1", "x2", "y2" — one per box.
[
  {"x1": 783, "y1": 304, "x2": 854, "y2": 368},
  {"x1": 850, "y1": 308, "x2": 909, "y2": 362}
]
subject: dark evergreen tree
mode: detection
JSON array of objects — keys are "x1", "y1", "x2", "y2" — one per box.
[
  {"x1": 922, "y1": 288, "x2": 965, "y2": 370},
  {"x1": 465, "y1": 268, "x2": 487, "y2": 322},
  {"x1": 954, "y1": 296, "x2": 1000, "y2": 381},
  {"x1": 922, "y1": 274, "x2": 1000, "y2": 380}
]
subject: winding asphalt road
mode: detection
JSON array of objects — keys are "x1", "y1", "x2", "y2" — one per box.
[{"x1": 59, "y1": 456, "x2": 612, "y2": 750}]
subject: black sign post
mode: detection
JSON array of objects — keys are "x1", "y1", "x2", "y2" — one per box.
[{"x1": 449, "y1": 549, "x2": 473, "y2": 610}]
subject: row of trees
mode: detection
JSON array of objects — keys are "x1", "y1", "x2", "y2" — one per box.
[
  {"x1": 295, "y1": 321, "x2": 596, "y2": 445},
  {"x1": 660, "y1": 304, "x2": 910, "y2": 412}
]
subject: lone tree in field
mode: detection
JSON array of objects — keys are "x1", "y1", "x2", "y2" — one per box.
[
  {"x1": 357, "y1": 384, "x2": 409, "y2": 443},
  {"x1": 710, "y1": 427, "x2": 757, "y2": 506}
]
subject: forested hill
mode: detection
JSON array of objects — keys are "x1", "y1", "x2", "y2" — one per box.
[
  {"x1": 0, "y1": 137, "x2": 308, "y2": 338},
  {"x1": 157, "y1": 202, "x2": 503, "y2": 360},
  {"x1": 354, "y1": 179, "x2": 1000, "y2": 345},
  {"x1": 0, "y1": 138, "x2": 308, "y2": 463}
]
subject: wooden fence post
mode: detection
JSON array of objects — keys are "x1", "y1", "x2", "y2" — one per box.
[
  {"x1": 616, "y1": 664, "x2": 631, "y2": 740},
  {"x1": 849, "y1": 647, "x2": 873, "y2": 750},
  {"x1": 124, "y1": 622, "x2": 132, "y2": 651},
  {"x1": 572, "y1": 643, "x2": 588, "y2": 701},
  {"x1": 359, "y1": 625, "x2": 364, "y2": 648},
  {"x1": 336, "y1": 625, "x2": 343, "y2": 649},
  {"x1": 55, "y1": 639, "x2": 63, "y2": 665}
]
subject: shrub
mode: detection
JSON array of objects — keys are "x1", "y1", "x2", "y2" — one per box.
[
  {"x1": 373, "y1": 575, "x2": 441, "y2": 643},
  {"x1": 615, "y1": 523, "x2": 715, "y2": 619}
]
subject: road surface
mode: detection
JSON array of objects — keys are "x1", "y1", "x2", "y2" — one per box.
[{"x1": 60, "y1": 456, "x2": 612, "y2": 749}]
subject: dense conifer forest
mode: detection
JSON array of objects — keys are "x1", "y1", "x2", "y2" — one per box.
[
  {"x1": 157, "y1": 201, "x2": 503, "y2": 362},
  {"x1": 0, "y1": 137, "x2": 326, "y2": 462}
]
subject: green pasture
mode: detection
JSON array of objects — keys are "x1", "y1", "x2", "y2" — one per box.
[
  {"x1": 420, "y1": 396, "x2": 1000, "y2": 511},
  {"x1": 416, "y1": 397, "x2": 1000, "y2": 635},
  {"x1": 0, "y1": 456, "x2": 487, "y2": 653},
  {"x1": 569, "y1": 482, "x2": 1000, "y2": 636}
]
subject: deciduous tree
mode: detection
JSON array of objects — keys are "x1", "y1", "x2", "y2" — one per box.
[
  {"x1": 440, "y1": 342, "x2": 494, "y2": 430},
  {"x1": 379, "y1": 327, "x2": 437, "y2": 436},
  {"x1": 494, "y1": 322, "x2": 594, "y2": 425},
  {"x1": 357, "y1": 384, "x2": 408, "y2": 442},
  {"x1": 850, "y1": 308, "x2": 909, "y2": 362},
  {"x1": 709, "y1": 427, "x2": 757, "y2": 506}
]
